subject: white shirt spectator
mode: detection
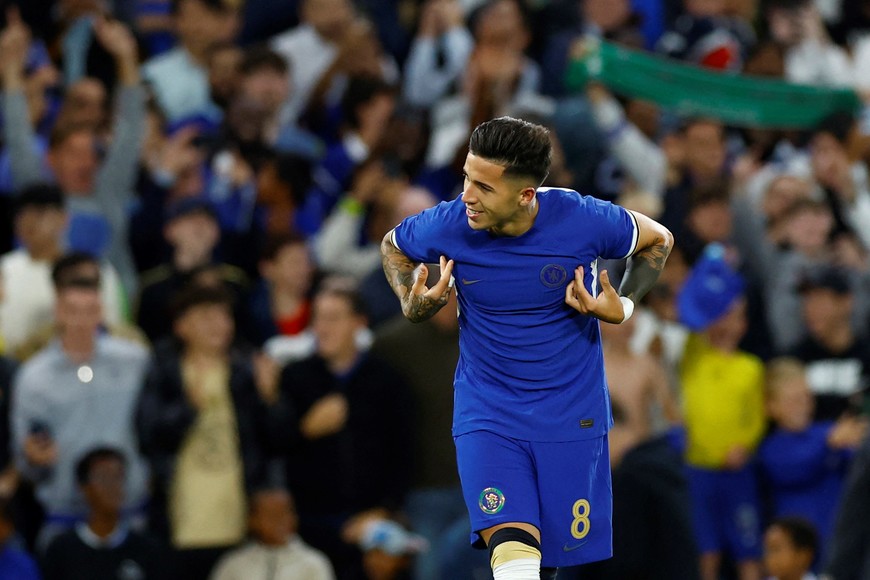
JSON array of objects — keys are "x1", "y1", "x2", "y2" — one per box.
[
  {"x1": 0, "y1": 250, "x2": 124, "y2": 353},
  {"x1": 210, "y1": 537, "x2": 335, "y2": 580}
]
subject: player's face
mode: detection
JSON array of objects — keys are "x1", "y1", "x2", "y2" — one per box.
[{"x1": 460, "y1": 153, "x2": 534, "y2": 235}]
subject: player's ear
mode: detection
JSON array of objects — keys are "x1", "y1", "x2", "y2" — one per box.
[{"x1": 519, "y1": 187, "x2": 537, "y2": 206}]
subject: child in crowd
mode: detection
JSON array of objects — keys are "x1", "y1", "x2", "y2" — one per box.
[
  {"x1": 678, "y1": 245, "x2": 766, "y2": 580},
  {"x1": 763, "y1": 517, "x2": 819, "y2": 580},
  {"x1": 757, "y1": 358, "x2": 866, "y2": 555},
  {"x1": 209, "y1": 487, "x2": 334, "y2": 580}
]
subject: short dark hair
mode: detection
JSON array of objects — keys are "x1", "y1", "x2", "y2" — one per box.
[
  {"x1": 49, "y1": 121, "x2": 95, "y2": 150},
  {"x1": 240, "y1": 46, "x2": 288, "y2": 76},
  {"x1": 248, "y1": 485, "x2": 294, "y2": 514},
  {"x1": 314, "y1": 276, "x2": 367, "y2": 317},
  {"x1": 75, "y1": 447, "x2": 126, "y2": 486},
  {"x1": 341, "y1": 76, "x2": 395, "y2": 130},
  {"x1": 52, "y1": 252, "x2": 102, "y2": 290},
  {"x1": 688, "y1": 181, "x2": 730, "y2": 210},
  {"x1": 15, "y1": 183, "x2": 65, "y2": 214},
  {"x1": 170, "y1": 284, "x2": 235, "y2": 322},
  {"x1": 769, "y1": 517, "x2": 818, "y2": 554},
  {"x1": 260, "y1": 232, "x2": 308, "y2": 262},
  {"x1": 814, "y1": 111, "x2": 855, "y2": 146},
  {"x1": 468, "y1": 117, "x2": 552, "y2": 186}
]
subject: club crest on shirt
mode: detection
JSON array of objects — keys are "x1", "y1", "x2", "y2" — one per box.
[
  {"x1": 479, "y1": 487, "x2": 505, "y2": 514},
  {"x1": 540, "y1": 264, "x2": 567, "y2": 288}
]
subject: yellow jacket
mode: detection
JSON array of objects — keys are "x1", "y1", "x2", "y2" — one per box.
[{"x1": 680, "y1": 333, "x2": 766, "y2": 469}]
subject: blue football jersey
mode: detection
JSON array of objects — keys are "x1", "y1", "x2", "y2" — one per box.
[{"x1": 393, "y1": 188, "x2": 639, "y2": 442}]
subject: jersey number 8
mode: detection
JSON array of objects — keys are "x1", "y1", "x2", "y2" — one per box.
[{"x1": 571, "y1": 499, "x2": 591, "y2": 540}]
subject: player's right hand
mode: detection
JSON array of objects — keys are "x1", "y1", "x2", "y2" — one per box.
[{"x1": 402, "y1": 255, "x2": 454, "y2": 322}]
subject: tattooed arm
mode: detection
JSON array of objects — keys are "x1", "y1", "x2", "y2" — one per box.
[
  {"x1": 565, "y1": 210, "x2": 672, "y2": 323},
  {"x1": 618, "y1": 211, "x2": 674, "y2": 303},
  {"x1": 381, "y1": 230, "x2": 455, "y2": 323}
]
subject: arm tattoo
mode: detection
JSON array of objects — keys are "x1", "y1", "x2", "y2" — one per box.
[
  {"x1": 618, "y1": 233, "x2": 673, "y2": 304},
  {"x1": 380, "y1": 234, "x2": 448, "y2": 323}
]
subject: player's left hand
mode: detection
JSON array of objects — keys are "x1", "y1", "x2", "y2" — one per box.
[{"x1": 565, "y1": 266, "x2": 625, "y2": 324}]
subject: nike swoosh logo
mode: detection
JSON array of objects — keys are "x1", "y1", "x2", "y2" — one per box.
[
  {"x1": 462, "y1": 279, "x2": 483, "y2": 285},
  {"x1": 562, "y1": 541, "x2": 588, "y2": 552}
]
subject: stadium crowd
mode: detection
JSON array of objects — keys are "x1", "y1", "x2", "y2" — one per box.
[{"x1": 0, "y1": 0, "x2": 868, "y2": 578}]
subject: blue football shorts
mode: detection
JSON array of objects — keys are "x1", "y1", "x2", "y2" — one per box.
[
  {"x1": 454, "y1": 429, "x2": 613, "y2": 568},
  {"x1": 686, "y1": 465, "x2": 762, "y2": 561}
]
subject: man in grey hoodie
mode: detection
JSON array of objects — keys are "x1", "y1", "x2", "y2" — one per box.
[{"x1": 1, "y1": 10, "x2": 146, "y2": 296}]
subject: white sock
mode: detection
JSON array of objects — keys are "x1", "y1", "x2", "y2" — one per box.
[{"x1": 492, "y1": 557, "x2": 541, "y2": 580}]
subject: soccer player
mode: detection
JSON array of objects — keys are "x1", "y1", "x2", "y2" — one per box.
[{"x1": 380, "y1": 117, "x2": 673, "y2": 579}]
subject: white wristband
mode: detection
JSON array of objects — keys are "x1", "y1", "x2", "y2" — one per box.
[{"x1": 619, "y1": 296, "x2": 635, "y2": 323}]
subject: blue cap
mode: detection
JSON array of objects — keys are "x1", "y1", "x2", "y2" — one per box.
[{"x1": 677, "y1": 243, "x2": 745, "y2": 331}]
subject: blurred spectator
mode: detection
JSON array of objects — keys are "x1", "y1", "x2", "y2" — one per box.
[
  {"x1": 313, "y1": 162, "x2": 410, "y2": 280},
  {"x1": 540, "y1": 0, "x2": 646, "y2": 96},
  {"x1": 578, "y1": 402, "x2": 700, "y2": 580},
  {"x1": 271, "y1": 278, "x2": 413, "y2": 577},
  {"x1": 758, "y1": 358, "x2": 865, "y2": 555},
  {"x1": 765, "y1": 0, "x2": 852, "y2": 87},
  {"x1": 135, "y1": 285, "x2": 271, "y2": 580},
  {"x1": 302, "y1": 18, "x2": 398, "y2": 137},
  {"x1": 806, "y1": 112, "x2": 870, "y2": 251},
  {"x1": 678, "y1": 247, "x2": 765, "y2": 580},
  {"x1": 271, "y1": 0, "x2": 396, "y2": 126},
  {"x1": 142, "y1": 0, "x2": 241, "y2": 122},
  {"x1": 601, "y1": 314, "x2": 681, "y2": 439},
  {"x1": 246, "y1": 232, "x2": 314, "y2": 348},
  {"x1": 656, "y1": 0, "x2": 754, "y2": 71},
  {"x1": 788, "y1": 267, "x2": 870, "y2": 421},
  {"x1": 0, "y1": 185, "x2": 124, "y2": 355},
  {"x1": 255, "y1": 152, "x2": 316, "y2": 237},
  {"x1": 731, "y1": 180, "x2": 862, "y2": 355},
  {"x1": 207, "y1": 42, "x2": 243, "y2": 112},
  {"x1": 13, "y1": 252, "x2": 147, "y2": 363},
  {"x1": 209, "y1": 487, "x2": 334, "y2": 580},
  {"x1": 11, "y1": 276, "x2": 150, "y2": 551},
  {"x1": 237, "y1": 45, "x2": 317, "y2": 152},
  {"x1": 402, "y1": 0, "x2": 472, "y2": 109},
  {"x1": 42, "y1": 447, "x2": 166, "y2": 580},
  {"x1": 296, "y1": 76, "x2": 397, "y2": 234},
  {"x1": 2, "y1": 13, "x2": 146, "y2": 295},
  {"x1": 424, "y1": 0, "x2": 545, "y2": 173},
  {"x1": 763, "y1": 517, "x2": 819, "y2": 580},
  {"x1": 0, "y1": 496, "x2": 39, "y2": 580},
  {"x1": 135, "y1": 198, "x2": 248, "y2": 344},
  {"x1": 585, "y1": 84, "x2": 729, "y2": 235}
]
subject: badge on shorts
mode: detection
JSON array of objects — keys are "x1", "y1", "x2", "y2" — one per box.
[
  {"x1": 540, "y1": 264, "x2": 567, "y2": 288},
  {"x1": 479, "y1": 487, "x2": 505, "y2": 515}
]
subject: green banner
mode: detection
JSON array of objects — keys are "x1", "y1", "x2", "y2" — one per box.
[{"x1": 565, "y1": 39, "x2": 862, "y2": 129}]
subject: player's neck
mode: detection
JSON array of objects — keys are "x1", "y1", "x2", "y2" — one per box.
[{"x1": 489, "y1": 199, "x2": 539, "y2": 237}]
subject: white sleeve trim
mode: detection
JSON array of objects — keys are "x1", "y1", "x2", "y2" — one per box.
[
  {"x1": 389, "y1": 229, "x2": 402, "y2": 252},
  {"x1": 621, "y1": 210, "x2": 640, "y2": 259}
]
